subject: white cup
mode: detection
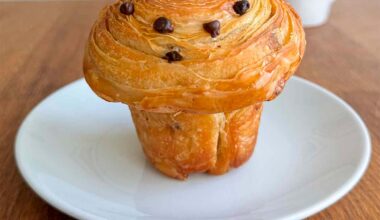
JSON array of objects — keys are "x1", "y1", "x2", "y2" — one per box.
[{"x1": 287, "y1": 0, "x2": 336, "y2": 27}]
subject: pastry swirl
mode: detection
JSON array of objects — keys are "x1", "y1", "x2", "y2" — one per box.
[{"x1": 84, "y1": 0, "x2": 305, "y2": 113}]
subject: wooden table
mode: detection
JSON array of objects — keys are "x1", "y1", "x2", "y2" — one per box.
[{"x1": 1, "y1": 0, "x2": 379, "y2": 219}]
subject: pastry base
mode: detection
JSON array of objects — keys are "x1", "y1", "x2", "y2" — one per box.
[{"x1": 130, "y1": 104, "x2": 263, "y2": 180}]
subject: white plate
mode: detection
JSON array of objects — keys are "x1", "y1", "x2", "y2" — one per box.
[{"x1": 15, "y1": 76, "x2": 371, "y2": 220}]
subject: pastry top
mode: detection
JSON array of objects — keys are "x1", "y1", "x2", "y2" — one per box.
[{"x1": 84, "y1": 0, "x2": 305, "y2": 113}]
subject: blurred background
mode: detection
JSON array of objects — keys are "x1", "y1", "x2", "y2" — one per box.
[{"x1": 0, "y1": 0, "x2": 379, "y2": 219}]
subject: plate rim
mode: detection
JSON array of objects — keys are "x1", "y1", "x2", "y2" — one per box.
[{"x1": 14, "y1": 76, "x2": 372, "y2": 220}]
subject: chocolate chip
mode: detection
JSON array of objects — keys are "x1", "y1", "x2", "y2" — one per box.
[
  {"x1": 163, "y1": 51, "x2": 183, "y2": 63},
  {"x1": 153, "y1": 17, "x2": 174, "y2": 33},
  {"x1": 173, "y1": 123, "x2": 181, "y2": 130},
  {"x1": 233, "y1": 0, "x2": 250, "y2": 15},
  {"x1": 120, "y1": 2, "x2": 134, "y2": 15},
  {"x1": 203, "y1": 20, "x2": 220, "y2": 38}
]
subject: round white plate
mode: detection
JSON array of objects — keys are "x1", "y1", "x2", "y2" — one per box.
[{"x1": 16, "y1": 76, "x2": 371, "y2": 220}]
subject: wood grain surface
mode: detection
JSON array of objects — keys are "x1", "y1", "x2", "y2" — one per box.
[{"x1": 0, "y1": 0, "x2": 379, "y2": 219}]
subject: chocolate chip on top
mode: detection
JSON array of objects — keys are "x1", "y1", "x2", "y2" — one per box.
[
  {"x1": 120, "y1": 2, "x2": 134, "y2": 15},
  {"x1": 203, "y1": 20, "x2": 221, "y2": 38},
  {"x1": 233, "y1": 0, "x2": 250, "y2": 15},
  {"x1": 153, "y1": 17, "x2": 174, "y2": 33},
  {"x1": 163, "y1": 51, "x2": 183, "y2": 63}
]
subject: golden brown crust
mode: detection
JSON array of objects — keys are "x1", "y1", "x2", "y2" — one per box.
[
  {"x1": 209, "y1": 103, "x2": 263, "y2": 175},
  {"x1": 130, "y1": 107, "x2": 220, "y2": 179},
  {"x1": 83, "y1": 0, "x2": 305, "y2": 113},
  {"x1": 130, "y1": 104, "x2": 262, "y2": 180}
]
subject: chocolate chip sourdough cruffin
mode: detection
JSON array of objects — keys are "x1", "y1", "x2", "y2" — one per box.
[{"x1": 83, "y1": 0, "x2": 306, "y2": 180}]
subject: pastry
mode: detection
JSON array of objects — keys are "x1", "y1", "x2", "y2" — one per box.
[{"x1": 83, "y1": 0, "x2": 305, "y2": 179}]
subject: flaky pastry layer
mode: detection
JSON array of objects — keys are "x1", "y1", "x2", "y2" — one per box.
[
  {"x1": 83, "y1": 0, "x2": 305, "y2": 113},
  {"x1": 130, "y1": 104, "x2": 263, "y2": 179}
]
